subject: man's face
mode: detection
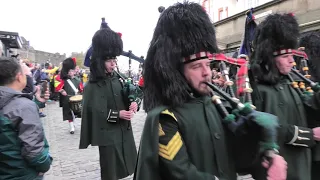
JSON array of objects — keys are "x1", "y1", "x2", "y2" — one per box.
[
  {"x1": 274, "y1": 53, "x2": 294, "y2": 75},
  {"x1": 16, "y1": 64, "x2": 27, "y2": 90},
  {"x1": 68, "y1": 69, "x2": 76, "y2": 78},
  {"x1": 21, "y1": 62, "x2": 32, "y2": 76},
  {"x1": 104, "y1": 58, "x2": 117, "y2": 73},
  {"x1": 183, "y1": 58, "x2": 212, "y2": 95}
]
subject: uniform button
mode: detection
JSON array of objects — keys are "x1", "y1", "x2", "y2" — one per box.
[
  {"x1": 214, "y1": 133, "x2": 221, "y2": 139},
  {"x1": 279, "y1": 86, "x2": 283, "y2": 90},
  {"x1": 114, "y1": 94, "x2": 118, "y2": 96}
]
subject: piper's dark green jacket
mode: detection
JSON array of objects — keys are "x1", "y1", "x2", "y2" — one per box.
[
  {"x1": 134, "y1": 96, "x2": 272, "y2": 180},
  {"x1": 79, "y1": 72, "x2": 142, "y2": 179},
  {"x1": 251, "y1": 76, "x2": 320, "y2": 180}
]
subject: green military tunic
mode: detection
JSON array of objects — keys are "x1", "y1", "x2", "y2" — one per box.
[
  {"x1": 306, "y1": 107, "x2": 320, "y2": 180},
  {"x1": 251, "y1": 76, "x2": 319, "y2": 180},
  {"x1": 79, "y1": 73, "x2": 137, "y2": 180},
  {"x1": 134, "y1": 96, "x2": 267, "y2": 180}
]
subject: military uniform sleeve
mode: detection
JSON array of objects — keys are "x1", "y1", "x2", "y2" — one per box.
[
  {"x1": 252, "y1": 90, "x2": 316, "y2": 148},
  {"x1": 158, "y1": 111, "x2": 218, "y2": 180},
  {"x1": 105, "y1": 109, "x2": 120, "y2": 123},
  {"x1": 313, "y1": 91, "x2": 320, "y2": 108},
  {"x1": 284, "y1": 125, "x2": 315, "y2": 147},
  {"x1": 19, "y1": 103, "x2": 52, "y2": 172}
]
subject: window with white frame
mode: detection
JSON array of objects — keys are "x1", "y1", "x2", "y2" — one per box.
[
  {"x1": 218, "y1": 8, "x2": 224, "y2": 20},
  {"x1": 248, "y1": 0, "x2": 252, "y2": 8},
  {"x1": 245, "y1": 0, "x2": 260, "y2": 9}
]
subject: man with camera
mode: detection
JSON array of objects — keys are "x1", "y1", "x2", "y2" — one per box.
[{"x1": 0, "y1": 57, "x2": 52, "y2": 180}]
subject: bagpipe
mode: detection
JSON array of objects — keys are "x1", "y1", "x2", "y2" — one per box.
[
  {"x1": 115, "y1": 70, "x2": 143, "y2": 129},
  {"x1": 207, "y1": 52, "x2": 280, "y2": 163},
  {"x1": 289, "y1": 47, "x2": 320, "y2": 97},
  {"x1": 205, "y1": 50, "x2": 284, "y2": 169}
]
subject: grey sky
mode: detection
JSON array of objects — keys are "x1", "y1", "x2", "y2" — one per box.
[{"x1": 1, "y1": 0, "x2": 198, "y2": 70}]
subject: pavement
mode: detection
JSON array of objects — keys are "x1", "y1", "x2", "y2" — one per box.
[{"x1": 42, "y1": 102, "x2": 147, "y2": 180}]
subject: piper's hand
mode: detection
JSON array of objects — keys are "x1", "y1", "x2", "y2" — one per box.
[
  {"x1": 212, "y1": 79, "x2": 225, "y2": 87},
  {"x1": 129, "y1": 102, "x2": 138, "y2": 113},
  {"x1": 120, "y1": 110, "x2": 134, "y2": 121},
  {"x1": 35, "y1": 85, "x2": 41, "y2": 96},
  {"x1": 212, "y1": 72, "x2": 225, "y2": 87},
  {"x1": 44, "y1": 90, "x2": 50, "y2": 101},
  {"x1": 313, "y1": 127, "x2": 320, "y2": 141},
  {"x1": 61, "y1": 90, "x2": 67, "y2": 96},
  {"x1": 262, "y1": 154, "x2": 287, "y2": 180}
]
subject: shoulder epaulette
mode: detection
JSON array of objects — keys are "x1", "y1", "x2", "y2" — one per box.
[{"x1": 161, "y1": 109, "x2": 177, "y2": 121}]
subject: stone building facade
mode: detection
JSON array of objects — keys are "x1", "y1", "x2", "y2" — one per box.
[
  {"x1": 213, "y1": 0, "x2": 320, "y2": 54},
  {"x1": 16, "y1": 36, "x2": 66, "y2": 66}
]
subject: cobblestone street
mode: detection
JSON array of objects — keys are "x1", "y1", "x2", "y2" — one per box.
[{"x1": 42, "y1": 102, "x2": 147, "y2": 180}]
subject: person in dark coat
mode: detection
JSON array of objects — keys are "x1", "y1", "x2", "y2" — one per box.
[
  {"x1": 55, "y1": 57, "x2": 83, "y2": 134},
  {"x1": 299, "y1": 31, "x2": 320, "y2": 180},
  {"x1": 249, "y1": 13, "x2": 320, "y2": 180},
  {"x1": 134, "y1": 2, "x2": 288, "y2": 180},
  {"x1": 79, "y1": 20, "x2": 142, "y2": 180},
  {"x1": 31, "y1": 63, "x2": 41, "y2": 85}
]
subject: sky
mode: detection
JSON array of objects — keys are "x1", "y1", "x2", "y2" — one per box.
[{"x1": 0, "y1": 0, "x2": 198, "y2": 71}]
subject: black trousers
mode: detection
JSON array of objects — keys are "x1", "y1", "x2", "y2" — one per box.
[{"x1": 312, "y1": 161, "x2": 320, "y2": 180}]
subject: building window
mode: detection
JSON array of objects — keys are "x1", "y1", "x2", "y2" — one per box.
[
  {"x1": 255, "y1": 0, "x2": 260, "y2": 7},
  {"x1": 218, "y1": 8, "x2": 223, "y2": 20},
  {"x1": 248, "y1": 0, "x2": 252, "y2": 8},
  {"x1": 225, "y1": 7, "x2": 228, "y2": 18},
  {"x1": 245, "y1": 0, "x2": 260, "y2": 9}
]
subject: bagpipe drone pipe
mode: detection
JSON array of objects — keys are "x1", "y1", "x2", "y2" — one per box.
[
  {"x1": 208, "y1": 53, "x2": 280, "y2": 170},
  {"x1": 115, "y1": 50, "x2": 144, "y2": 118},
  {"x1": 289, "y1": 47, "x2": 320, "y2": 97},
  {"x1": 114, "y1": 67, "x2": 143, "y2": 130}
]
